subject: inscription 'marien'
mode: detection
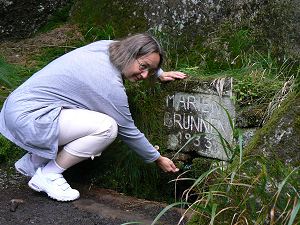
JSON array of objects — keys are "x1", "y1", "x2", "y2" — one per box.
[
  {"x1": 166, "y1": 94, "x2": 209, "y2": 111},
  {"x1": 166, "y1": 94, "x2": 225, "y2": 114}
]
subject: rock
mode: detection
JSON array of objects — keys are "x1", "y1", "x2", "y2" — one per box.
[{"x1": 10, "y1": 198, "x2": 24, "y2": 212}]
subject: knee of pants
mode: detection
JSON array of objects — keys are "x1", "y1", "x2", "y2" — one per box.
[
  {"x1": 95, "y1": 115, "x2": 118, "y2": 142},
  {"x1": 107, "y1": 117, "x2": 118, "y2": 140},
  {"x1": 88, "y1": 117, "x2": 118, "y2": 158},
  {"x1": 64, "y1": 116, "x2": 118, "y2": 159}
]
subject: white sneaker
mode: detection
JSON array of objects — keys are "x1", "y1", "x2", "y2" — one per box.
[
  {"x1": 28, "y1": 168, "x2": 80, "y2": 201},
  {"x1": 15, "y1": 153, "x2": 37, "y2": 177}
]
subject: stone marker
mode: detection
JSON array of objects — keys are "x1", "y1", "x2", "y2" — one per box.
[{"x1": 163, "y1": 78, "x2": 235, "y2": 161}]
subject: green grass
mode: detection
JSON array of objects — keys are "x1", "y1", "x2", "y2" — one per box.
[
  {"x1": 0, "y1": 58, "x2": 32, "y2": 163},
  {"x1": 181, "y1": 157, "x2": 300, "y2": 225},
  {"x1": 0, "y1": 58, "x2": 33, "y2": 107},
  {"x1": 82, "y1": 24, "x2": 116, "y2": 43},
  {"x1": 0, "y1": 58, "x2": 30, "y2": 88},
  {"x1": 0, "y1": 135, "x2": 24, "y2": 166},
  {"x1": 70, "y1": 0, "x2": 147, "y2": 39}
]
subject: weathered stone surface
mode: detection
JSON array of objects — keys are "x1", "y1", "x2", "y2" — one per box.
[
  {"x1": 163, "y1": 77, "x2": 235, "y2": 161},
  {"x1": 245, "y1": 91, "x2": 300, "y2": 167},
  {"x1": 141, "y1": 0, "x2": 299, "y2": 55},
  {"x1": 1, "y1": 0, "x2": 299, "y2": 55},
  {"x1": 0, "y1": 0, "x2": 71, "y2": 41}
]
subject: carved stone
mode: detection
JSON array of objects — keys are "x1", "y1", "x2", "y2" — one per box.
[{"x1": 163, "y1": 78, "x2": 235, "y2": 161}]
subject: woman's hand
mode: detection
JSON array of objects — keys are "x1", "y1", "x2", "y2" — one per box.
[
  {"x1": 158, "y1": 71, "x2": 187, "y2": 82},
  {"x1": 155, "y1": 156, "x2": 179, "y2": 173}
]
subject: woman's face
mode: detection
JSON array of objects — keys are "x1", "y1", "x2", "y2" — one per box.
[{"x1": 123, "y1": 53, "x2": 160, "y2": 82}]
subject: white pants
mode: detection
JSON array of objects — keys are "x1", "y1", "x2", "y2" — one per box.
[{"x1": 58, "y1": 109, "x2": 118, "y2": 158}]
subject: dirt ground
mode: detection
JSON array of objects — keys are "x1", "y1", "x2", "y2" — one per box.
[
  {"x1": 0, "y1": 23, "x2": 84, "y2": 67},
  {"x1": 0, "y1": 166, "x2": 189, "y2": 225}
]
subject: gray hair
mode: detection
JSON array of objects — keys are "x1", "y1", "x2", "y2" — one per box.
[{"x1": 109, "y1": 33, "x2": 164, "y2": 73}]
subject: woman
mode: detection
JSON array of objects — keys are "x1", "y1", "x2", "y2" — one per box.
[{"x1": 0, "y1": 33, "x2": 187, "y2": 201}]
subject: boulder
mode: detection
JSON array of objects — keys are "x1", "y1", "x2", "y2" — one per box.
[{"x1": 0, "y1": 0, "x2": 70, "y2": 41}]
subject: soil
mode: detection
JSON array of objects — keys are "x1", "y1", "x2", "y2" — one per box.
[
  {"x1": 0, "y1": 167, "x2": 189, "y2": 225},
  {"x1": 0, "y1": 23, "x2": 84, "y2": 67},
  {"x1": 0, "y1": 25, "x2": 191, "y2": 225}
]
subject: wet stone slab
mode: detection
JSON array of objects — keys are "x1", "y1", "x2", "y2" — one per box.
[{"x1": 163, "y1": 78, "x2": 235, "y2": 161}]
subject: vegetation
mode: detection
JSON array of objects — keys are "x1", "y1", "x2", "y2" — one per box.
[
  {"x1": 179, "y1": 157, "x2": 299, "y2": 224},
  {"x1": 146, "y1": 101, "x2": 299, "y2": 224},
  {"x1": 145, "y1": 22, "x2": 299, "y2": 223}
]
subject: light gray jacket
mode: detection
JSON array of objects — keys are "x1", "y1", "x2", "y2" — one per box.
[{"x1": 0, "y1": 40, "x2": 160, "y2": 162}]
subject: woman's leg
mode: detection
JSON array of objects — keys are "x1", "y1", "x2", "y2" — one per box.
[
  {"x1": 56, "y1": 108, "x2": 118, "y2": 168},
  {"x1": 29, "y1": 109, "x2": 118, "y2": 201}
]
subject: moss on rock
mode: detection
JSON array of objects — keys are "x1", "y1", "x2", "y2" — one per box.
[
  {"x1": 69, "y1": 0, "x2": 148, "y2": 38},
  {"x1": 245, "y1": 91, "x2": 300, "y2": 167}
]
